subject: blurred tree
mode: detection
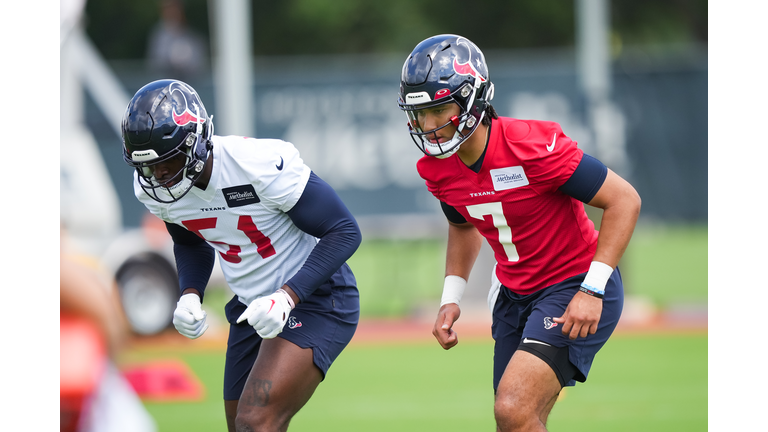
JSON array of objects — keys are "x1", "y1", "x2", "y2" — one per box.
[
  {"x1": 84, "y1": 0, "x2": 706, "y2": 60},
  {"x1": 612, "y1": 0, "x2": 708, "y2": 46},
  {"x1": 255, "y1": 0, "x2": 575, "y2": 55}
]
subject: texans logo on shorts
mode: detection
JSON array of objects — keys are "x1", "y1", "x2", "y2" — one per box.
[
  {"x1": 288, "y1": 316, "x2": 302, "y2": 329},
  {"x1": 544, "y1": 317, "x2": 558, "y2": 330}
]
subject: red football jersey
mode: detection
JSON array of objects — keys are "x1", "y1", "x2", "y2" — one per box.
[{"x1": 417, "y1": 117, "x2": 599, "y2": 295}]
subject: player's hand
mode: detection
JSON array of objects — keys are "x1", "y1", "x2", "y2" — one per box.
[
  {"x1": 173, "y1": 293, "x2": 209, "y2": 339},
  {"x1": 553, "y1": 291, "x2": 603, "y2": 340},
  {"x1": 237, "y1": 290, "x2": 294, "y2": 339},
  {"x1": 433, "y1": 303, "x2": 461, "y2": 350}
]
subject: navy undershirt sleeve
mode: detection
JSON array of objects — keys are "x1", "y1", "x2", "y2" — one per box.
[
  {"x1": 165, "y1": 222, "x2": 215, "y2": 302},
  {"x1": 285, "y1": 171, "x2": 362, "y2": 302},
  {"x1": 441, "y1": 200, "x2": 468, "y2": 224},
  {"x1": 558, "y1": 153, "x2": 608, "y2": 203}
]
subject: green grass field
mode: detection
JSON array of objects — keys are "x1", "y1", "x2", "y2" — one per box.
[
  {"x1": 120, "y1": 332, "x2": 706, "y2": 431},
  {"x1": 619, "y1": 224, "x2": 708, "y2": 307},
  {"x1": 118, "y1": 223, "x2": 707, "y2": 431}
]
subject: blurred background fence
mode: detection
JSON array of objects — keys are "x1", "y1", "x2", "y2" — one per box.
[
  {"x1": 70, "y1": 0, "x2": 708, "y2": 226},
  {"x1": 91, "y1": 46, "x2": 707, "y2": 227}
]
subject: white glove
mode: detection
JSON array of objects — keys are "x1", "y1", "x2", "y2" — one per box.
[
  {"x1": 172, "y1": 293, "x2": 209, "y2": 339},
  {"x1": 237, "y1": 289, "x2": 295, "y2": 339}
]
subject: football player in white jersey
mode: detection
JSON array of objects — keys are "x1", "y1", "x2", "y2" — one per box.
[{"x1": 121, "y1": 79, "x2": 362, "y2": 432}]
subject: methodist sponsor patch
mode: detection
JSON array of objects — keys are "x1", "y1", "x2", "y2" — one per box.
[
  {"x1": 223, "y1": 185, "x2": 260, "y2": 207},
  {"x1": 490, "y1": 166, "x2": 529, "y2": 191}
]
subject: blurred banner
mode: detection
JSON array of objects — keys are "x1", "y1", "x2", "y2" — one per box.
[{"x1": 87, "y1": 46, "x2": 707, "y2": 232}]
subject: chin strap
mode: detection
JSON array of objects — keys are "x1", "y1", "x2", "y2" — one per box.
[{"x1": 435, "y1": 144, "x2": 461, "y2": 159}]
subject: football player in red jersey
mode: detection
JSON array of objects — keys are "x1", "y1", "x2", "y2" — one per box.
[{"x1": 398, "y1": 34, "x2": 641, "y2": 431}]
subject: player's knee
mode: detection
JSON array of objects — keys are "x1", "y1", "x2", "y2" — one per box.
[
  {"x1": 234, "y1": 418, "x2": 254, "y2": 432},
  {"x1": 234, "y1": 417, "x2": 278, "y2": 432},
  {"x1": 235, "y1": 410, "x2": 289, "y2": 432},
  {"x1": 494, "y1": 395, "x2": 536, "y2": 431}
]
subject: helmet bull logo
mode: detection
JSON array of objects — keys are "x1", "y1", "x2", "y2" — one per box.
[
  {"x1": 452, "y1": 38, "x2": 486, "y2": 82},
  {"x1": 170, "y1": 82, "x2": 206, "y2": 126}
]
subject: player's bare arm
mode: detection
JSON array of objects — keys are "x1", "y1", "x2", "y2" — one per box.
[
  {"x1": 445, "y1": 220, "x2": 483, "y2": 278},
  {"x1": 555, "y1": 169, "x2": 641, "y2": 339},
  {"x1": 433, "y1": 220, "x2": 484, "y2": 349},
  {"x1": 587, "y1": 169, "x2": 642, "y2": 268}
]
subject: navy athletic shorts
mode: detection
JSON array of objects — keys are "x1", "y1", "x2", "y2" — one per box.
[
  {"x1": 490, "y1": 267, "x2": 624, "y2": 390},
  {"x1": 222, "y1": 276, "x2": 359, "y2": 400}
]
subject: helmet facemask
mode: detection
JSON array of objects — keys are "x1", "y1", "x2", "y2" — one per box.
[
  {"x1": 400, "y1": 80, "x2": 492, "y2": 159},
  {"x1": 126, "y1": 131, "x2": 211, "y2": 203}
]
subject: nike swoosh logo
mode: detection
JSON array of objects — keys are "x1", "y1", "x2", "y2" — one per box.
[
  {"x1": 546, "y1": 134, "x2": 556, "y2": 152},
  {"x1": 276, "y1": 156, "x2": 284, "y2": 171},
  {"x1": 266, "y1": 299, "x2": 276, "y2": 313},
  {"x1": 523, "y1": 338, "x2": 551, "y2": 346}
]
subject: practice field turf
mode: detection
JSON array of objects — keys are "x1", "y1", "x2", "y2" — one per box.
[
  {"x1": 119, "y1": 331, "x2": 706, "y2": 431},
  {"x1": 117, "y1": 223, "x2": 707, "y2": 430}
]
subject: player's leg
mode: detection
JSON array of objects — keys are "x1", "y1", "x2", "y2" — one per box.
[
  {"x1": 222, "y1": 339, "x2": 320, "y2": 432},
  {"x1": 224, "y1": 400, "x2": 238, "y2": 431},
  {"x1": 223, "y1": 278, "x2": 359, "y2": 432},
  {"x1": 234, "y1": 337, "x2": 322, "y2": 432},
  {"x1": 223, "y1": 293, "x2": 264, "y2": 432},
  {"x1": 492, "y1": 285, "x2": 560, "y2": 430},
  {"x1": 494, "y1": 349, "x2": 563, "y2": 431},
  {"x1": 491, "y1": 270, "x2": 625, "y2": 431},
  {"x1": 490, "y1": 276, "x2": 582, "y2": 431},
  {"x1": 222, "y1": 339, "x2": 321, "y2": 432}
]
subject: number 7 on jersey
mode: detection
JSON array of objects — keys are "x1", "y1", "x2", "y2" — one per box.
[{"x1": 466, "y1": 202, "x2": 519, "y2": 262}]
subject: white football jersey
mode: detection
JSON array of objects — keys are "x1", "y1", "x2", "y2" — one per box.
[{"x1": 135, "y1": 135, "x2": 318, "y2": 306}]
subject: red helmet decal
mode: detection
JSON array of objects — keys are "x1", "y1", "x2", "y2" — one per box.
[
  {"x1": 435, "y1": 88, "x2": 451, "y2": 99},
  {"x1": 172, "y1": 108, "x2": 206, "y2": 126},
  {"x1": 453, "y1": 57, "x2": 486, "y2": 82}
]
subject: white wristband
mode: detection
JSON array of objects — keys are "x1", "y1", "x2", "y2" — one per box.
[
  {"x1": 440, "y1": 275, "x2": 467, "y2": 306},
  {"x1": 277, "y1": 288, "x2": 296, "y2": 309},
  {"x1": 581, "y1": 261, "x2": 614, "y2": 295}
]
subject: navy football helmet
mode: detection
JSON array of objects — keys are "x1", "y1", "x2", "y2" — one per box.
[
  {"x1": 398, "y1": 34, "x2": 494, "y2": 158},
  {"x1": 121, "y1": 79, "x2": 214, "y2": 203}
]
